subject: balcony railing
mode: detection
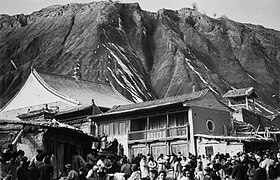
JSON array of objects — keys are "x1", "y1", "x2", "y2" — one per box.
[{"x1": 128, "y1": 125, "x2": 189, "y2": 142}]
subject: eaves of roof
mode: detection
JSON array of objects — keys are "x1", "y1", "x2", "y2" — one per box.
[
  {"x1": 0, "y1": 119, "x2": 95, "y2": 139},
  {"x1": 89, "y1": 89, "x2": 211, "y2": 118},
  {"x1": 194, "y1": 134, "x2": 275, "y2": 142},
  {"x1": 223, "y1": 87, "x2": 259, "y2": 98}
]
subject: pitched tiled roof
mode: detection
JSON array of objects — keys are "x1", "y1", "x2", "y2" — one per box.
[
  {"x1": 223, "y1": 87, "x2": 259, "y2": 98},
  {"x1": 34, "y1": 69, "x2": 132, "y2": 108},
  {"x1": 91, "y1": 89, "x2": 210, "y2": 117}
]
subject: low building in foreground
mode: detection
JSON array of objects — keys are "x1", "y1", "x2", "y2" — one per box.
[{"x1": 0, "y1": 108, "x2": 97, "y2": 177}]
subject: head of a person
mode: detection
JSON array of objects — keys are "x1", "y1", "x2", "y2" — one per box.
[
  {"x1": 79, "y1": 167, "x2": 87, "y2": 176},
  {"x1": 131, "y1": 164, "x2": 138, "y2": 172},
  {"x1": 248, "y1": 161, "x2": 255, "y2": 169},
  {"x1": 185, "y1": 170, "x2": 191, "y2": 177},
  {"x1": 158, "y1": 170, "x2": 167, "y2": 180},
  {"x1": 43, "y1": 156, "x2": 50, "y2": 165},
  {"x1": 123, "y1": 157, "x2": 128, "y2": 164},
  {"x1": 149, "y1": 170, "x2": 158, "y2": 180},
  {"x1": 204, "y1": 166, "x2": 212, "y2": 174},
  {"x1": 213, "y1": 163, "x2": 221, "y2": 171},
  {"x1": 36, "y1": 149, "x2": 43, "y2": 155},
  {"x1": 65, "y1": 164, "x2": 72, "y2": 171},
  {"x1": 17, "y1": 150, "x2": 25, "y2": 157}
]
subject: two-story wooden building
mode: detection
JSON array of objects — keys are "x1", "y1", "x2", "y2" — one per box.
[{"x1": 90, "y1": 89, "x2": 236, "y2": 158}]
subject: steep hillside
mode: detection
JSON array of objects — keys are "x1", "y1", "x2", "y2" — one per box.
[{"x1": 0, "y1": 1, "x2": 280, "y2": 112}]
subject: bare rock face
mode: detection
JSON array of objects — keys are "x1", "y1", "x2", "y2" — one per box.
[{"x1": 0, "y1": 2, "x2": 280, "y2": 109}]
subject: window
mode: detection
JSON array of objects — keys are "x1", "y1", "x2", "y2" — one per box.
[
  {"x1": 205, "y1": 146, "x2": 213, "y2": 156},
  {"x1": 131, "y1": 118, "x2": 146, "y2": 131},
  {"x1": 206, "y1": 119, "x2": 215, "y2": 132},
  {"x1": 150, "y1": 115, "x2": 166, "y2": 129},
  {"x1": 119, "y1": 122, "x2": 126, "y2": 134},
  {"x1": 151, "y1": 145, "x2": 167, "y2": 159},
  {"x1": 113, "y1": 122, "x2": 127, "y2": 135},
  {"x1": 169, "y1": 112, "x2": 188, "y2": 127},
  {"x1": 99, "y1": 124, "x2": 111, "y2": 135},
  {"x1": 131, "y1": 146, "x2": 148, "y2": 157}
]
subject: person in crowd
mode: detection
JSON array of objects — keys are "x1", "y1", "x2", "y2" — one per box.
[
  {"x1": 247, "y1": 161, "x2": 256, "y2": 180},
  {"x1": 157, "y1": 170, "x2": 167, "y2": 180},
  {"x1": 232, "y1": 158, "x2": 247, "y2": 180},
  {"x1": 179, "y1": 170, "x2": 191, "y2": 180},
  {"x1": 128, "y1": 164, "x2": 141, "y2": 180},
  {"x1": 275, "y1": 152, "x2": 280, "y2": 180},
  {"x1": 103, "y1": 156, "x2": 113, "y2": 173},
  {"x1": 0, "y1": 150, "x2": 12, "y2": 180},
  {"x1": 260, "y1": 153, "x2": 275, "y2": 180},
  {"x1": 78, "y1": 167, "x2": 87, "y2": 180},
  {"x1": 29, "y1": 161, "x2": 40, "y2": 180},
  {"x1": 148, "y1": 157, "x2": 158, "y2": 172},
  {"x1": 210, "y1": 163, "x2": 222, "y2": 180},
  {"x1": 120, "y1": 157, "x2": 132, "y2": 180},
  {"x1": 140, "y1": 155, "x2": 149, "y2": 179},
  {"x1": 46, "y1": 151, "x2": 57, "y2": 180},
  {"x1": 149, "y1": 169, "x2": 158, "y2": 180},
  {"x1": 86, "y1": 165, "x2": 98, "y2": 180},
  {"x1": 39, "y1": 156, "x2": 53, "y2": 180},
  {"x1": 181, "y1": 157, "x2": 188, "y2": 172},
  {"x1": 157, "y1": 154, "x2": 166, "y2": 173},
  {"x1": 64, "y1": 164, "x2": 79, "y2": 180},
  {"x1": 174, "y1": 157, "x2": 182, "y2": 180},
  {"x1": 16, "y1": 156, "x2": 30, "y2": 180},
  {"x1": 86, "y1": 150, "x2": 97, "y2": 168},
  {"x1": 194, "y1": 161, "x2": 204, "y2": 180},
  {"x1": 72, "y1": 151, "x2": 86, "y2": 171},
  {"x1": 30, "y1": 149, "x2": 45, "y2": 168},
  {"x1": 254, "y1": 162, "x2": 267, "y2": 180},
  {"x1": 203, "y1": 167, "x2": 212, "y2": 180}
]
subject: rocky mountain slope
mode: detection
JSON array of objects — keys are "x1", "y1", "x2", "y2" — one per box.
[{"x1": 1, "y1": 1, "x2": 280, "y2": 114}]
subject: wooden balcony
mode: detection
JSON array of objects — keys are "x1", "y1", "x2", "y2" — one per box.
[{"x1": 128, "y1": 125, "x2": 189, "y2": 144}]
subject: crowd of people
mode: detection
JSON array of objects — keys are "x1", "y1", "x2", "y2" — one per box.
[{"x1": 1, "y1": 144, "x2": 280, "y2": 180}]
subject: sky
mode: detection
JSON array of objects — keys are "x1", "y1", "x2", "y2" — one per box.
[{"x1": 0, "y1": 0, "x2": 279, "y2": 31}]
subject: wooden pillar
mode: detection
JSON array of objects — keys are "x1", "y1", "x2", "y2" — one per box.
[{"x1": 245, "y1": 96, "x2": 249, "y2": 110}]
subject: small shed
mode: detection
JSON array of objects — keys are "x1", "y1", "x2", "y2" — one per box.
[
  {"x1": 0, "y1": 119, "x2": 97, "y2": 178},
  {"x1": 223, "y1": 87, "x2": 259, "y2": 111}
]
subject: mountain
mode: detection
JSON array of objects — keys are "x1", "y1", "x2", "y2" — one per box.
[{"x1": 0, "y1": 1, "x2": 280, "y2": 114}]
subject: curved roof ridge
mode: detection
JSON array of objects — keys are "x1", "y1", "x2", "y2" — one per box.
[
  {"x1": 36, "y1": 69, "x2": 112, "y2": 86},
  {"x1": 32, "y1": 69, "x2": 80, "y2": 105}
]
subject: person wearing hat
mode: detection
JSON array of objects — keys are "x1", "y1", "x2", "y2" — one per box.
[{"x1": 65, "y1": 164, "x2": 79, "y2": 180}]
